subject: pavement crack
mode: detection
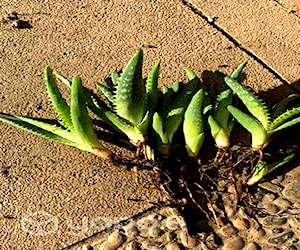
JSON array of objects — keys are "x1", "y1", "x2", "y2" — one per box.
[{"x1": 181, "y1": 0, "x2": 300, "y2": 94}]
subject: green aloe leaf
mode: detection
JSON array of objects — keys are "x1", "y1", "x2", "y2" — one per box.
[
  {"x1": 172, "y1": 81, "x2": 180, "y2": 93},
  {"x1": 183, "y1": 89, "x2": 205, "y2": 157},
  {"x1": 115, "y1": 49, "x2": 145, "y2": 125},
  {"x1": 227, "y1": 105, "x2": 267, "y2": 150},
  {"x1": 139, "y1": 59, "x2": 160, "y2": 134},
  {"x1": 95, "y1": 83, "x2": 114, "y2": 104},
  {"x1": 146, "y1": 61, "x2": 160, "y2": 102},
  {"x1": 214, "y1": 88, "x2": 233, "y2": 130},
  {"x1": 185, "y1": 68, "x2": 198, "y2": 81},
  {"x1": 53, "y1": 72, "x2": 71, "y2": 88},
  {"x1": 208, "y1": 115, "x2": 230, "y2": 148},
  {"x1": 230, "y1": 60, "x2": 247, "y2": 79},
  {"x1": 70, "y1": 76, "x2": 112, "y2": 158},
  {"x1": 224, "y1": 76, "x2": 270, "y2": 130},
  {"x1": 103, "y1": 111, "x2": 145, "y2": 145},
  {"x1": 164, "y1": 77, "x2": 199, "y2": 142},
  {"x1": 0, "y1": 114, "x2": 78, "y2": 147},
  {"x1": 111, "y1": 70, "x2": 120, "y2": 85},
  {"x1": 271, "y1": 94, "x2": 300, "y2": 120},
  {"x1": 247, "y1": 154, "x2": 294, "y2": 185},
  {"x1": 273, "y1": 116, "x2": 300, "y2": 132},
  {"x1": 152, "y1": 112, "x2": 168, "y2": 145},
  {"x1": 271, "y1": 107, "x2": 300, "y2": 131},
  {"x1": 45, "y1": 67, "x2": 73, "y2": 131}
]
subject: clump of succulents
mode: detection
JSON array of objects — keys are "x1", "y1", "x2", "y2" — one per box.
[{"x1": 0, "y1": 49, "x2": 299, "y2": 186}]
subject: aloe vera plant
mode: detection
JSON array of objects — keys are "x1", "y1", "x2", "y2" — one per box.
[
  {"x1": 152, "y1": 71, "x2": 199, "y2": 157},
  {"x1": 93, "y1": 49, "x2": 160, "y2": 153},
  {"x1": 209, "y1": 61, "x2": 247, "y2": 150},
  {"x1": 0, "y1": 67, "x2": 112, "y2": 159},
  {"x1": 223, "y1": 74, "x2": 300, "y2": 152}
]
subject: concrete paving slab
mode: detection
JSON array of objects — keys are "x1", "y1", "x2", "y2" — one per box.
[
  {"x1": 186, "y1": 0, "x2": 300, "y2": 83},
  {"x1": 0, "y1": 0, "x2": 297, "y2": 249}
]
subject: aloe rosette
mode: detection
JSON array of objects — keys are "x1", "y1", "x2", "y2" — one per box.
[
  {"x1": 223, "y1": 74, "x2": 300, "y2": 152},
  {"x1": 0, "y1": 67, "x2": 112, "y2": 159},
  {"x1": 93, "y1": 49, "x2": 160, "y2": 151}
]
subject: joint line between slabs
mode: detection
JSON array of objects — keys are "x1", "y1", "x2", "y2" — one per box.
[{"x1": 181, "y1": 0, "x2": 300, "y2": 94}]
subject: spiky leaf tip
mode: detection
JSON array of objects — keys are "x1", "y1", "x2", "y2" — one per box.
[
  {"x1": 44, "y1": 66, "x2": 73, "y2": 131},
  {"x1": 111, "y1": 70, "x2": 120, "y2": 85},
  {"x1": 71, "y1": 76, "x2": 112, "y2": 158},
  {"x1": 185, "y1": 68, "x2": 198, "y2": 81},
  {"x1": 224, "y1": 76, "x2": 270, "y2": 130},
  {"x1": 231, "y1": 60, "x2": 247, "y2": 79},
  {"x1": 145, "y1": 61, "x2": 160, "y2": 113}
]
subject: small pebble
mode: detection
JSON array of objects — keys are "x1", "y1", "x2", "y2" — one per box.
[
  {"x1": 82, "y1": 245, "x2": 93, "y2": 250},
  {"x1": 232, "y1": 217, "x2": 250, "y2": 230},
  {"x1": 225, "y1": 205, "x2": 236, "y2": 218},
  {"x1": 262, "y1": 193, "x2": 276, "y2": 203},
  {"x1": 294, "y1": 202, "x2": 300, "y2": 208},
  {"x1": 222, "y1": 236, "x2": 245, "y2": 250},
  {"x1": 166, "y1": 231, "x2": 177, "y2": 242},
  {"x1": 165, "y1": 217, "x2": 179, "y2": 231},
  {"x1": 250, "y1": 227, "x2": 266, "y2": 238},
  {"x1": 271, "y1": 175, "x2": 284, "y2": 185},
  {"x1": 268, "y1": 231, "x2": 294, "y2": 246},
  {"x1": 142, "y1": 241, "x2": 162, "y2": 250},
  {"x1": 123, "y1": 223, "x2": 139, "y2": 238},
  {"x1": 282, "y1": 180, "x2": 300, "y2": 201},
  {"x1": 220, "y1": 224, "x2": 238, "y2": 237},
  {"x1": 263, "y1": 203, "x2": 280, "y2": 214},
  {"x1": 258, "y1": 183, "x2": 282, "y2": 193},
  {"x1": 272, "y1": 228, "x2": 284, "y2": 234},
  {"x1": 148, "y1": 226, "x2": 162, "y2": 238},
  {"x1": 106, "y1": 231, "x2": 125, "y2": 248},
  {"x1": 125, "y1": 241, "x2": 140, "y2": 250},
  {"x1": 207, "y1": 16, "x2": 215, "y2": 23},
  {"x1": 166, "y1": 242, "x2": 181, "y2": 250},
  {"x1": 178, "y1": 231, "x2": 197, "y2": 248},
  {"x1": 137, "y1": 217, "x2": 158, "y2": 231},
  {"x1": 99, "y1": 241, "x2": 116, "y2": 250},
  {"x1": 288, "y1": 218, "x2": 300, "y2": 231},
  {"x1": 273, "y1": 197, "x2": 292, "y2": 209},
  {"x1": 246, "y1": 242, "x2": 261, "y2": 250},
  {"x1": 286, "y1": 245, "x2": 298, "y2": 250},
  {"x1": 263, "y1": 217, "x2": 287, "y2": 226},
  {"x1": 206, "y1": 233, "x2": 219, "y2": 249}
]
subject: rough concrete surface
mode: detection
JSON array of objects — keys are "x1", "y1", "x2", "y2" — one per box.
[
  {"x1": 187, "y1": 0, "x2": 300, "y2": 83},
  {"x1": 0, "y1": 0, "x2": 299, "y2": 249}
]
